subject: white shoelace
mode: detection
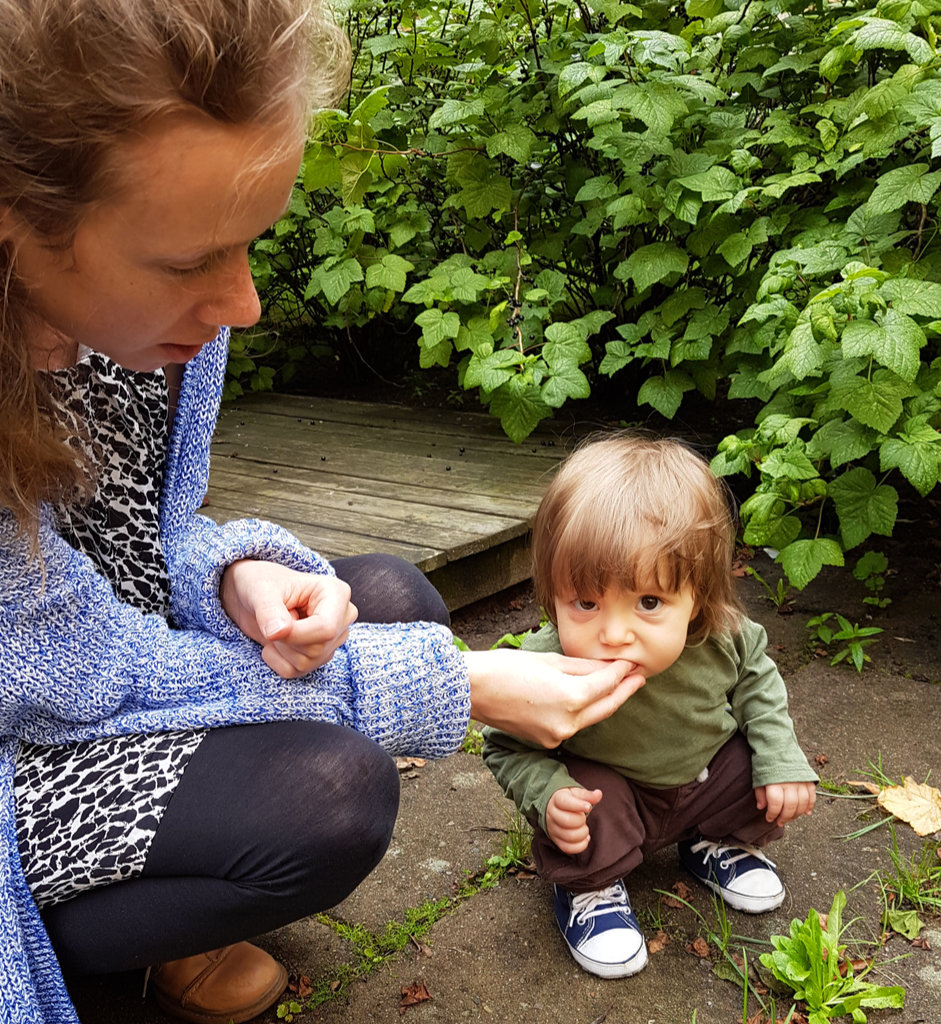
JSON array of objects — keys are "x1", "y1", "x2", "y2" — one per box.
[
  {"x1": 568, "y1": 882, "x2": 629, "y2": 926},
  {"x1": 688, "y1": 839, "x2": 777, "y2": 871}
]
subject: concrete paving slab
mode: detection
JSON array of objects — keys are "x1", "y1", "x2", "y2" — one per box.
[{"x1": 67, "y1": 571, "x2": 941, "y2": 1024}]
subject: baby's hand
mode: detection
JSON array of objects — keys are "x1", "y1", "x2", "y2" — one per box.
[
  {"x1": 755, "y1": 781, "x2": 816, "y2": 826},
  {"x1": 545, "y1": 787, "x2": 602, "y2": 855}
]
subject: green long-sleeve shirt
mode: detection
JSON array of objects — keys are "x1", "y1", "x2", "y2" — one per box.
[{"x1": 482, "y1": 617, "x2": 817, "y2": 832}]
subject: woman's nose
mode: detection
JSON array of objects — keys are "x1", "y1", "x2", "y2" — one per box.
[{"x1": 197, "y1": 256, "x2": 261, "y2": 328}]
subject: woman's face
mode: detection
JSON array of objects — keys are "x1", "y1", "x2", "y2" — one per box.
[{"x1": 13, "y1": 113, "x2": 304, "y2": 372}]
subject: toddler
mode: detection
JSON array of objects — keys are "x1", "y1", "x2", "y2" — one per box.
[{"x1": 482, "y1": 434, "x2": 817, "y2": 978}]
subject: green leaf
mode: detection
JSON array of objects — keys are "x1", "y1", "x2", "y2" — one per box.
[
  {"x1": 365, "y1": 253, "x2": 414, "y2": 292},
  {"x1": 428, "y1": 98, "x2": 486, "y2": 129},
  {"x1": 541, "y1": 365, "x2": 591, "y2": 406},
  {"x1": 717, "y1": 232, "x2": 752, "y2": 267},
  {"x1": 415, "y1": 308, "x2": 461, "y2": 345},
  {"x1": 829, "y1": 467, "x2": 899, "y2": 548},
  {"x1": 778, "y1": 538, "x2": 845, "y2": 589},
  {"x1": 489, "y1": 376, "x2": 553, "y2": 442},
  {"x1": 612, "y1": 82, "x2": 688, "y2": 134},
  {"x1": 315, "y1": 257, "x2": 364, "y2": 305},
  {"x1": 760, "y1": 447, "x2": 819, "y2": 481},
  {"x1": 637, "y1": 370, "x2": 695, "y2": 418},
  {"x1": 486, "y1": 126, "x2": 538, "y2": 164},
  {"x1": 880, "y1": 429, "x2": 941, "y2": 496},
  {"x1": 616, "y1": 243, "x2": 689, "y2": 293},
  {"x1": 841, "y1": 311, "x2": 925, "y2": 383},
  {"x1": 853, "y1": 19, "x2": 933, "y2": 64},
  {"x1": 884, "y1": 908, "x2": 923, "y2": 940},
  {"x1": 867, "y1": 164, "x2": 941, "y2": 214},
  {"x1": 880, "y1": 277, "x2": 941, "y2": 318},
  {"x1": 463, "y1": 348, "x2": 520, "y2": 390},
  {"x1": 833, "y1": 369, "x2": 908, "y2": 434}
]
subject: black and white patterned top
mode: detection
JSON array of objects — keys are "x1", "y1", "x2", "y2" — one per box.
[{"x1": 15, "y1": 352, "x2": 204, "y2": 908}]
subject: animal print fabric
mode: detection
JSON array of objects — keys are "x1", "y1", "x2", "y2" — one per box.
[
  {"x1": 15, "y1": 352, "x2": 204, "y2": 907},
  {"x1": 49, "y1": 350, "x2": 172, "y2": 615},
  {"x1": 14, "y1": 730, "x2": 205, "y2": 908}
]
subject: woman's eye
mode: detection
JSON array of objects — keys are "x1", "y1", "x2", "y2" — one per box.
[
  {"x1": 639, "y1": 595, "x2": 662, "y2": 611},
  {"x1": 573, "y1": 598, "x2": 597, "y2": 612},
  {"x1": 165, "y1": 256, "x2": 217, "y2": 277}
]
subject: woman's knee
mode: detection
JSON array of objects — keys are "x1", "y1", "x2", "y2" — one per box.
[{"x1": 331, "y1": 553, "x2": 450, "y2": 625}]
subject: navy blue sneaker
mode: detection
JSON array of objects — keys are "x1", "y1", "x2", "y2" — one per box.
[
  {"x1": 553, "y1": 881, "x2": 648, "y2": 978},
  {"x1": 678, "y1": 838, "x2": 785, "y2": 913}
]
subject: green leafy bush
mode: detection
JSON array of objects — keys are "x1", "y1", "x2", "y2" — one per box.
[{"x1": 240, "y1": 0, "x2": 941, "y2": 589}]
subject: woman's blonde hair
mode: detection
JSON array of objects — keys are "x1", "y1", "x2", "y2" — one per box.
[
  {"x1": 532, "y1": 432, "x2": 744, "y2": 643},
  {"x1": 0, "y1": 0, "x2": 349, "y2": 536}
]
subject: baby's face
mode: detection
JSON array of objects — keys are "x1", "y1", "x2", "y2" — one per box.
[{"x1": 554, "y1": 582, "x2": 697, "y2": 679}]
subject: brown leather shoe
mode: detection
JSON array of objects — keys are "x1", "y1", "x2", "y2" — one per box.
[{"x1": 150, "y1": 942, "x2": 288, "y2": 1024}]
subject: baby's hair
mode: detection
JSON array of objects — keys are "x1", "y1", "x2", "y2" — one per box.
[{"x1": 532, "y1": 432, "x2": 744, "y2": 644}]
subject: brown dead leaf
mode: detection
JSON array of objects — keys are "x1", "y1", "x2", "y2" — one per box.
[
  {"x1": 846, "y1": 780, "x2": 882, "y2": 795},
  {"x1": 410, "y1": 934, "x2": 433, "y2": 956},
  {"x1": 688, "y1": 936, "x2": 710, "y2": 958},
  {"x1": 399, "y1": 980, "x2": 432, "y2": 1013},
  {"x1": 877, "y1": 776, "x2": 941, "y2": 836},
  {"x1": 913, "y1": 936, "x2": 932, "y2": 950},
  {"x1": 287, "y1": 975, "x2": 312, "y2": 998},
  {"x1": 815, "y1": 753, "x2": 829, "y2": 767},
  {"x1": 662, "y1": 894, "x2": 684, "y2": 909},
  {"x1": 648, "y1": 931, "x2": 670, "y2": 954},
  {"x1": 394, "y1": 756, "x2": 427, "y2": 771},
  {"x1": 672, "y1": 880, "x2": 693, "y2": 900}
]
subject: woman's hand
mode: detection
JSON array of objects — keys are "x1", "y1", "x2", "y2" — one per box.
[
  {"x1": 462, "y1": 648, "x2": 645, "y2": 748},
  {"x1": 220, "y1": 559, "x2": 358, "y2": 678}
]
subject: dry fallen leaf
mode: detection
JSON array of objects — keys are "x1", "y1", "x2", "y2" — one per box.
[
  {"x1": 287, "y1": 974, "x2": 312, "y2": 998},
  {"x1": 877, "y1": 776, "x2": 941, "y2": 836},
  {"x1": 672, "y1": 880, "x2": 693, "y2": 901},
  {"x1": 399, "y1": 980, "x2": 433, "y2": 1014},
  {"x1": 648, "y1": 931, "x2": 669, "y2": 954},
  {"x1": 394, "y1": 756, "x2": 427, "y2": 771},
  {"x1": 846, "y1": 780, "x2": 882, "y2": 795},
  {"x1": 688, "y1": 936, "x2": 710, "y2": 958}
]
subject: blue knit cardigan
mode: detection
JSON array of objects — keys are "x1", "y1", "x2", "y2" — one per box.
[{"x1": 0, "y1": 333, "x2": 471, "y2": 1022}]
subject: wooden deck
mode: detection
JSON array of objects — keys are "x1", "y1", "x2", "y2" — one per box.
[{"x1": 205, "y1": 393, "x2": 574, "y2": 610}]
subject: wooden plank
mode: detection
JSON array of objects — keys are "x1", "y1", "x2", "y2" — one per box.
[
  {"x1": 205, "y1": 394, "x2": 573, "y2": 608},
  {"x1": 207, "y1": 457, "x2": 541, "y2": 520},
  {"x1": 216, "y1": 398, "x2": 568, "y2": 464}
]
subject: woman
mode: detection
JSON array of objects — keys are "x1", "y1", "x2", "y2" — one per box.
[{"x1": 0, "y1": 2, "x2": 642, "y2": 1022}]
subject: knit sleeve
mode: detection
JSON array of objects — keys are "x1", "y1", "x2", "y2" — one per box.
[
  {"x1": 0, "y1": 509, "x2": 469, "y2": 758},
  {"x1": 158, "y1": 332, "x2": 335, "y2": 637}
]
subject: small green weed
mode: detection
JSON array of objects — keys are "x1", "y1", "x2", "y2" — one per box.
[
  {"x1": 460, "y1": 807, "x2": 533, "y2": 895},
  {"x1": 853, "y1": 552, "x2": 891, "y2": 611},
  {"x1": 760, "y1": 890, "x2": 905, "y2": 1024},
  {"x1": 807, "y1": 613, "x2": 883, "y2": 672},
  {"x1": 880, "y1": 826, "x2": 941, "y2": 935},
  {"x1": 461, "y1": 726, "x2": 483, "y2": 755},
  {"x1": 745, "y1": 567, "x2": 794, "y2": 610},
  {"x1": 817, "y1": 778, "x2": 853, "y2": 796}
]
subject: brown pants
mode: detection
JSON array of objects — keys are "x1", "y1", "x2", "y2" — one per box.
[{"x1": 530, "y1": 732, "x2": 783, "y2": 893}]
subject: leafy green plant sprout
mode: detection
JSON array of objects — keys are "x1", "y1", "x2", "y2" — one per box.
[
  {"x1": 807, "y1": 613, "x2": 883, "y2": 672},
  {"x1": 760, "y1": 890, "x2": 905, "y2": 1024},
  {"x1": 853, "y1": 552, "x2": 891, "y2": 611},
  {"x1": 745, "y1": 566, "x2": 793, "y2": 610}
]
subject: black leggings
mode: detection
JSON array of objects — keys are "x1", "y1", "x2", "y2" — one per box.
[{"x1": 43, "y1": 553, "x2": 449, "y2": 975}]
